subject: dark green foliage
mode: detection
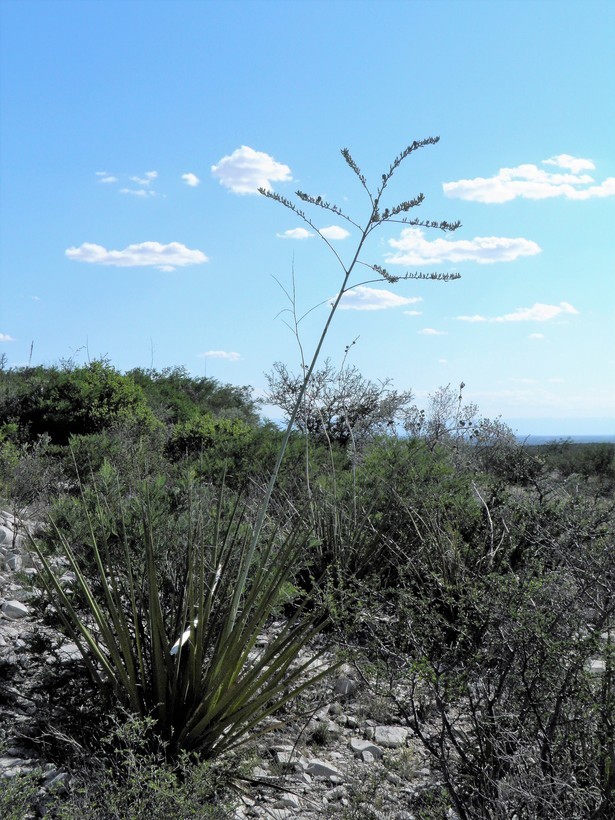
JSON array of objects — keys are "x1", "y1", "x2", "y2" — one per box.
[
  {"x1": 129, "y1": 366, "x2": 258, "y2": 426},
  {"x1": 0, "y1": 360, "x2": 157, "y2": 446},
  {"x1": 52, "y1": 716, "x2": 231, "y2": 819},
  {"x1": 535, "y1": 439, "x2": 615, "y2": 491}
]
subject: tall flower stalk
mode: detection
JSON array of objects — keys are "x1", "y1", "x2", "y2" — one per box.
[{"x1": 249, "y1": 138, "x2": 461, "y2": 560}]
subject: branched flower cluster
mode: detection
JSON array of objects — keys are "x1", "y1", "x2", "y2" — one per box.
[{"x1": 369, "y1": 263, "x2": 461, "y2": 284}]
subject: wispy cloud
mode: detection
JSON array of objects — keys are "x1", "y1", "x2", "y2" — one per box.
[
  {"x1": 543, "y1": 154, "x2": 595, "y2": 173},
  {"x1": 96, "y1": 171, "x2": 118, "y2": 184},
  {"x1": 319, "y1": 225, "x2": 350, "y2": 240},
  {"x1": 529, "y1": 332, "x2": 545, "y2": 339},
  {"x1": 419, "y1": 328, "x2": 447, "y2": 336},
  {"x1": 443, "y1": 156, "x2": 615, "y2": 203},
  {"x1": 276, "y1": 227, "x2": 314, "y2": 240},
  {"x1": 457, "y1": 302, "x2": 578, "y2": 323},
  {"x1": 336, "y1": 286, "x2": 421, "y2": 311},
  {"x1": 65, "y1": 241, "x2": 208, "y2": 272},
  {"x1": 181, "y1": 172, "x2": 200, "y2": 187},
  {"x1": 403, "y1": 309, "x2": 422, "y2": 316},
  {"x1": 0, "y1": 333, "x2": 15, "y2": 342},
  {"x1": 211, "y1": 146, "x2": 291, "y2": 194},
  {"x1": 130, "y1": 171, "x2": 158, "y2": 185},
  {"x1": 198, "y1": 350, "x2": 241, "y2": 361},
  {"x1": 120, "y1": 188, "x2": 158, "y2": 198},
  {"x1": 549, "y1": 377, "x2": 565, "y2": 384},
  {"x1": 386, "y1": 227, "x2": 540, "y2": 265}
]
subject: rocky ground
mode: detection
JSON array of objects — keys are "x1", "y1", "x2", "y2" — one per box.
[{"x1": 0, "y1": 509, "x2": 445, "y2": 819}]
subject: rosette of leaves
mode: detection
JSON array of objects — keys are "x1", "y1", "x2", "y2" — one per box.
[{"x1": 30, "y1": 476, "x2": 330, "y2": 760}]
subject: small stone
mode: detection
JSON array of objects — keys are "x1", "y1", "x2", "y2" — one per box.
[
  {"x1": 324, "y1": 785, "x2": 347, "y2": 801},
  {"x1": 373, "y1": 725, "x2": 408, "y2": 748},
  {"x1": 5, "y1": 554, "x2": 23, "y2": 572},
  {"x1": 274, "y1": 793, "x2": 301, "y2": 810},
  {"x1": 303, "y1": 757, "x2": 343, "y2": 780},
  {"x1": 334, "y1": 675, "x2": 357, "y2": 696},
  {"x1": 350, "y1": 737, "x2": 383, "y2": 760},
  {"x1": 45, "y1": 772, "x2": 69, "y2": 793},
  {"x1": 1, "y1": 600, "x2": 29, "y2": 619},
  {"x1": 588, "y1": 658, "x2": 606, "y2": 675},
  {"x1": 56, "y1": 643, "x2": 82, "y2": 664}
]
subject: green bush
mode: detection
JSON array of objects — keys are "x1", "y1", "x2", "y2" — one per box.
[
  {"x1": 0, "y1": 361, "x2": 158, "y2": 446},
  {"x1": 53, "y1": 715, "x2": 231, "y2": 819}
]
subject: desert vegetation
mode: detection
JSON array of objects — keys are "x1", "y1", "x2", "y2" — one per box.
[{"x1": 1, "y1": 142, "x2": 613, "y2": 818}]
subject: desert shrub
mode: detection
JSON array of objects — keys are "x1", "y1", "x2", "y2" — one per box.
[
  {"x1": 0, "y1": 360, "x2": 158, "y2": 446},
  {"x1": 344, "y1": 486, "x2": 615, "y2": 819},
  {"x1": 0, "y1": 767, "x2": 42, "y2": 820},
  {"x1": 129, "y1": 365, "x2": 258, "y2": 426},
  {"x1": 52, "y1": 715, "x2": 231, "y2": 819},
  {"x1": 0, "y1": 432, "x2": 66, "y2": 508},
  {"x1": 66, "y1": 422, "x2": 169, "y2": 487},
  {"x1": 538, "y1": 440, "x2": 615, "y2": 493}
]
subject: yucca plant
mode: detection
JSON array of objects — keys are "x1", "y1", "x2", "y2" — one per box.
[
  {"x1": 29, "y1": 139, "x2": 460, "y2": 759},
  {"x1": 30, "y1": 476, "x2": 330, "y2": 759}
]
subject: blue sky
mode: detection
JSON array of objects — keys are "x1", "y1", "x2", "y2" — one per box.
[{"x1": 1, "y1": 0, "x2": 614, "y2": 435}]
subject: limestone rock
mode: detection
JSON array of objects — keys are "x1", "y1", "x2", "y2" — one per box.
[
  {"x1": 374, "y1": 725, "x2": 409, "y2": 748},
  {"x1": 1, "y1": 599, "x2": 30, "y2": 619},
  {"x1": 350, "y1": 737, "x2": 384, "y2": 760}
]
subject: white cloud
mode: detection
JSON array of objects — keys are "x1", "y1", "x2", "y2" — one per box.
[
  {"x1": 181, "y1": 172, "x2": 200, "y2": 187},
  {"x1": 456, "y1": 314, "x2": 488, "y2": 323},
  {"x1": 495, "y1": 302, "x2": 578, "y2": 322},
  {"x1": 319, "y1": 225, "x2": 350, "y2": 240},
  {"x1": 529, "y1": 333, "x2": 545, "y2": 339},
  {"x1": 130, "y1": 171, "x2": 158, "y2": 185},
  {"x1": 443, "y1": 157, "x2": 615, "y2": 203},
  {"x1": 419, "y1": 328, "x2": 446, "y2": 336},
  {"x1": 96, "y1": 173, "x2": 117, "y2": 184},
  {"x1": 457, "y1": 302, "x2": 578, "y2": 323},
  {"x1": 0, "y1": 333, "x2": 15, "y2": 342},
  {"x1": 438, "y1": 358, "x2": 448, "y2": 364},
  {"x1": 386, "y1": 227, "x2": 540, "y2": 265},
  {"x1": 276, "y1": 228, "x2": 314, "y2": 240},
  {"x1": 198, "y1": 350, "x2": 241, "y2": 361},
  {"x1": 549, "y1": 377, "x2": 565, "y2": 383},
  {"x1": 543, "y1": 154, "x2": 595, "y2": 173},
  {"x1": 211, "y1": 145, "x2": 292, "y2": 194},
  {"x1": 403, "y1": 309, "x2": 422, "y2": 316},
  {"x1": 336, "y1": 286, "x2": 421, "y2": 311},
  {"x1": 65, "y1": 241, "x2": 208, "y2": 271},
  {"x1": 120, "y1": 188, "x2": 159, "y2": 198}
]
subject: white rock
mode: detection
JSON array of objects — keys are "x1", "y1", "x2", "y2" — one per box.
[
  {"x1": 303, "y1": 757, "x2": 344, "y2": 780},
  {"x1": 57, "y1": 642, "x2": 82, "y2": 664},
  {"x1": 324, "y1": 785, "x2": 347, "y2": 801},
  {"x1": 5, "y1": 554, "x2": 23, "y2": 572},
  {"x1": 589, "y1": 658, "x2": 606, "y2": 675},
  {"x1": 274, "y1": 793, "x2": 301, "y2": 810},
  {"x1": 350, "y1": 737, "x2": 383, "y2": 760},
  {"x1": 1, "y1": 599, "x2": 29, "y2": 619},
  {"x1": 373, "y1": 726, "x2": 408, "y2": 748}
]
